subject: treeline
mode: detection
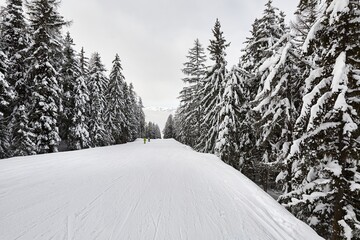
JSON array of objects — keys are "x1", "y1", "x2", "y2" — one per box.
[
  {"x1": 174, "y1": 0, "x2": 359, "y2": 239},
  {"x1": 163, "y1": 114, "x2": 175, "y2": 139},
  {"x1": 145, "y1": 122, "x2": 161, "y2": 139},
  {"x1": 0, "y1": 0, "x2": 146, "y2": 158}
]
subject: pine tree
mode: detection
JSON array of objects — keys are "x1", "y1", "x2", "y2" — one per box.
[
  {"x1": 239, "y1": 0, "x2": 288, "y2": 190},
  {"x1": 79, "y1": 47, "x2": 89, "y2": 77},
  {"x1": 214, "y1": 66, "x2": 248, "y2": 169},
  {"x1": 0, "y1": 50, "x2": 13, "y2": 158},
  {"x1": 88, "y1": 52, "x2": 109, "y2": 147},
  {"x1": 0, "y1": 0, "x2": 34, "y2": 156},
  {"x1": 197, "y1": 19, "x2": 229, "y2": 153},
  {"x1": 137, "y1": 97, "x2": 146, "y2": 138},
  {"x1": 125, "y1": 83, "x2": 140, "y2": 141},
  {"x1": 59, "y1": 32, "x2": 76, "y2": 145},
  {"x1": 163, "y1": 114, "x2": 175, "y2": 139},
  {"x1": 105, "y1": 54, "x2": 126, "y2": 144},
  {"x1": 146, "y1": 122, "x2": 154, "y2": 139},
  {"x1": 273, "y1": 0, "x2": 320, "y2": 193},
  {"x1": 177, "y1": 39, "x2": 207, "y2": 147},
  {"x1": 1, "y1": 0, "x2": 29, "y2": 86},
  {"x1": 279, "y1": 1, "x2": 360, "y2": 239},
  {"x1": 71, "y1": 68, "x2": 91, "y2": 150},
  {"x1": 60, "y1": 33, "x2": 90, "y2": 150},
  {"x1": 155, "y1": 124, "x2": 161, "y2": 139},
  {"x1": 241, "y1": 0, "x2": 285, "y2": 99},
  {"x1": 26, "y1": 0, "x2": 66, "y2": 154}
]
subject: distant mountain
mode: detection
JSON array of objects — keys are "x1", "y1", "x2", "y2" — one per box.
[{"x1": 143, "y1": 107, "x2": 176, "y2": 134}]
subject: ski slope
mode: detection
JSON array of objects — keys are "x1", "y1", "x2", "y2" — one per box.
[{"x1": 0, "y1": 139, "x2": 322, "y2": 240}]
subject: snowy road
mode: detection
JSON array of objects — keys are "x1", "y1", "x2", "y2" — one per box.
[{"x1": 0, "y1": 139, "x2": 322, "y2": 240}]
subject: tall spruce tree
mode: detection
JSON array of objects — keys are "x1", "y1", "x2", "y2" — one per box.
[
  {"x1": 274, "y1": 0, "x2": 320, "y2": 194},
  {"x1": 177, "y1": 39, "x2": 207, "y2": 147},
  {"x1": 59, "y1": 32, "x2": 77, "y2": 145},
  {"x1": 0, "y1": 50, "x2": 13, "y2": 158},
  {"x1": 70, "y1": 66, "x2": 90, "y2": 150},
  {"x1": 137, "y1": 97, "x2": 146, "y2": 138},
  {"x1": 26, "y1": 0, "x2": 66, "y2": 154},
  {"x1": 88, "y1": 52, "x2": 109, "y2": 147},
  {"x1": 1, "y1": 0, "x2": 29, "y2": 87},
  {"x1": 163, "y1": 114, "x2": 175, "y2": 139},
  {"x1": 146, "y1": 122, "x2": 161, "y2": 139},
  {"x1": 279, "y1": 1, "x2": 360, "y2": 239},
  {"x1": 239, "y1": 0, "x2": 288, "y2": 190},
  {"x1": 241, "y1": 0, "x2": 286, "y2": 99},
  {"x1": 125, "y1": 83, "x2": 140, "y2": 141},
  {"x1": 197, "y1": 19, "x2": 229, "y2": 153},
  {"x1": 60, "y1": 33, "x2": 90, "y2": 150},
  {"x1": 214, "y1": 66, "x2": 248, "y2": 169},
  {"x1": 105, "y1": 54, "x2": 126, "y2": 144},
  {"x1": 0, "y1": 0, "x2": 34, "y2": 157}
]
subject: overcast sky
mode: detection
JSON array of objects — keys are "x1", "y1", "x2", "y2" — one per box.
[{"x1": 0, "y1": 0, "x2": 299, "y2": 108}]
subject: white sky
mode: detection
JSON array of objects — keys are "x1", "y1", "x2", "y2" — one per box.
[{"x1": 0, "y1": 0, "x2": 298, "y2": 108}]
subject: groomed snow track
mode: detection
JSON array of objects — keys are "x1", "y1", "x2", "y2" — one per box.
[{"x1": 0, "y1": 139, "x2": 322, "y2": 240}]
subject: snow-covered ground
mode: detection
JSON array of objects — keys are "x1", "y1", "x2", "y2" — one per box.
[
  {"x1": 143, "y1": 106, "x2": 176, "y2": 133},
  {"x1": 0, "y1": 139, "x2": 322, "y2": 240}
]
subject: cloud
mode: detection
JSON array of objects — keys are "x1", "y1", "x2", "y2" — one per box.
[{"x1": 0, "y1": 0, "x2": 299, "y2": 108}]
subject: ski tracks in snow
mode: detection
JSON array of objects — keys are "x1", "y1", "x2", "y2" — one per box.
[{"x1": 0, "y1": 140, "x2": 323, "y2": 240}]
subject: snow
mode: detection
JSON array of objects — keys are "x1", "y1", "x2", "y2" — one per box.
[
  {"x1": 331, "y1": 52, "x2": 348, "y2": 93},
  {"x1": 325, "y1": 160, "x2": 342, "y2": 177},
  {"x1": 350, "y1": 182, "x2": 360, "y2": 191},
  {"x1": 302, "y1": 17, "x2": 323, "y2": 53},
  {"x1": 338, "y1": 220, "x2": 352, "y2": 240},
  {"x1": 307, "y1": 167, "x2": 317, "y2": 182},
  {"x1": 275, "y1": 170, "x2": 288, "y2": 183},
  {"x1": 0, "y1": 140, "x2": 323, "y2": 240},
  {"x1": 297, "y1": 77, "x2": 330, "y2": 128},
  {"x1": 256, "y1": 42, "x2": 291, "y2": 97},
  {"x1": 326, "y1": 0, "x2": 350, "y2": 25},
  {"x1": 304, "y1": 68, "x2": 323, "y2": 94},
  {"x1": 290, "y1": 122, "x2": 341, "y2": 156}
]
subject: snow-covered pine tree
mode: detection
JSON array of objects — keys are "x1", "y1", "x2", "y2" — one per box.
[
  {"x1": 137, "y1": 97, "x2": 146, "y2": 138},
  {"x1": 105, "y1": 54, "x2": 126, "y2": 144},
  {"x1": 79, "y1": 47, "x2": 89, "y2": 77},
  {"x1": 163, "y1": 114, "x2": 175, "y2": 139},
  {"x1": 154, "y1": 124, "x2": 161, "y2": 139},
  {"x1": 146, "y1": 122, "x2": 154, "y2": 139},
  {"x1": 241, "y1": 0, "x2": 285, "y2": 100},
  {"x1": 60, "y1": 32, "x2": 90, "y2": 150},
  {"x1": 214, "y1": 65, "x2": 248, "y2": 169},
  {"x1": 128, "y1": 83, "x2": 141, "y2": 140},
  {"x1": 279, "y1": 1, "x2": 360, "y2": 239},
  {"x1": 272, "y1": 0, "x2": 320, "y2": 195},
  {"x1": 197, "y1": 19, "x2": 229, "y2": 153},
  {"x1": 177, "y1": 39, "x2": 207, "y2": 147},
  {"x1": 121, "y1": 82, "x2": 138, "y2": 142},
  {"x1": 71, "y1": 67, "x2": 91, "y2": 150},
  {"x1": 59, "y1": 32, "x2": 77, "y2": 145},
  {"x1": 1, "y1": 0, "x2": 29, "y2": 88},
  {"x1": 238, "y1": 0, "x2": 289, "y2": 190},
  {"x1": 253, "y1": 34, "x2": 305, "y2": 193},
  {"x1": 0, "y1": 49, "x2": 13, "y2": 158},
  {"x1": 26, "y1": 0, "x2": 66, "y2": 154},
  {"x1": 0, "y1": 0, "x2": 34, "y2": 157},
  {"x1": 173, "y1": 108, "x2": 182, "y2": 141},
  {"x1": 88, "y1": 52, "x2": 109, "y2": 147}
]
